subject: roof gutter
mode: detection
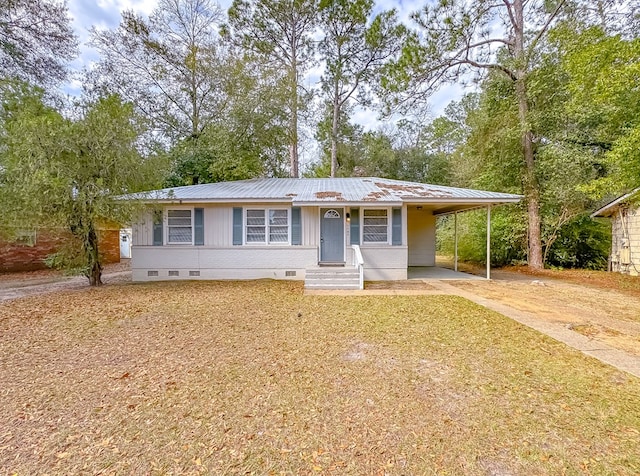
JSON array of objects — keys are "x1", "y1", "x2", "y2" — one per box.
[
  {"x1": 130, "y1": 196, "x2": 522, "y2": 207},
  {"x1": 591, "y1": 187, "x2": 640, "y2": 218},
  {"x1": 433, "y1": 203, "x2": 509, "y2": 216},
  {"x1": 133, "y1": 198, "x2": 295, "y2": 205}
]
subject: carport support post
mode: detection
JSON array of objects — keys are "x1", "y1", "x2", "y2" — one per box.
[
  {"x1": 454, "y1": 212, "x2": 458, "y2": 272},
  {"x1": 486, "y1": 204, "x2": 491, "y2": 280}
]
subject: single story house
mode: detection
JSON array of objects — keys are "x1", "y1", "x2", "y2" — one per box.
[
  {"x1": 592, "y1": 187, "x2": 640, "y2": 276},
  {"x1": 131, "y1": 177, "x2": 521, "y2": 288}
]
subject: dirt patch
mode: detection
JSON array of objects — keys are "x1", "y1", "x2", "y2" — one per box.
[
  {"x1": 0, "y1": 267, "x2": 64, "y2": 284},
  {"x1": 0, "y1": 260, "x2": 131, "y2": 300},
  {"x1": 438, "y1": 257, "x2": 640, "y2": 298},
  {"x1": 450, "y1": 277, "x2": 640, "y2": 356},
  {"x1": 366, "y1": 280, "x2": 435, "y2": 290},
  {"x1": 343, "y1": 341, "x2": 371, "y2": 362},
  {"x1": 500, "y1": 266, "x2": 640, "y2": 298},
  {"x1": 0, "y1": 260, "x2": 129, "y2": 284}
]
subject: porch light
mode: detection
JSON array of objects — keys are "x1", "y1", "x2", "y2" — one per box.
[{"x1": 346, "y1": 212, "x2": 351, "y2": 222}]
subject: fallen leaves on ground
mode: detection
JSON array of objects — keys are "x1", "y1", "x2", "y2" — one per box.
[
  {"x1": 0, "y1": 280, "x2": 639, "y2": 474},
  {"x1": 451, "y1": 275, "x2": 640, "y2": 357}
]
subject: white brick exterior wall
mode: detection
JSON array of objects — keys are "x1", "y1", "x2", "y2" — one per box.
[
  {"x1": 132, "y1": 246, "x2": 318, "y2": 281},
  {"x1": 361, "y1": 246, "x2": 408, "y2": 280},
  {"x1": 131, "y1": 203, "x2": 423, "y2": 282}
]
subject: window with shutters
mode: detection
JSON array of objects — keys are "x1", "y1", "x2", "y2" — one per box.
[
  {"x1": 245, "y1": 208, "x2": 289, "y2": 244},
  {"x1": 362, "y1": 209, "x2": 389, "y2": 243},
  {"x1": 167, "y1": 209, "x2": 193, "y2": 244}
]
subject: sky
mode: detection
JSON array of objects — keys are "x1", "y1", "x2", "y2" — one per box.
[{"x1": 65, "y1": 0, "x2": 466, "y2": 128}]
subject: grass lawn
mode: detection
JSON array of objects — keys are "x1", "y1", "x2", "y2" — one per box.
[{"x1": 1, "y1": 281, "x2": 639, "y2": 475}]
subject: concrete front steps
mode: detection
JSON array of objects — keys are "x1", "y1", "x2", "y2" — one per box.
[{"x1": 304, "y1": 266, "x2": 361, "y2": 290}]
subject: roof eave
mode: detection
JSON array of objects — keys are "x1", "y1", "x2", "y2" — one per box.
[
  {"x1": 403, "y1": 197, "x2": 522, "y2": 204},
  {"x1": 293, "y1": 200, "x2": 404, "y2": 206},
  {"x1": 135, "y1": 197, "x2": 522, "y2": 206},
  {"x1": 136, "y1": 198, "x2": 294, "y2": 204},
  {"x1": 591, "y1": 187, "x2": 640, "y2": 218}
]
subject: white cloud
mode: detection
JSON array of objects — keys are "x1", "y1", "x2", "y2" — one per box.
[{"x1": 94, "y1": 0, "x2": 159, "y2": 16}]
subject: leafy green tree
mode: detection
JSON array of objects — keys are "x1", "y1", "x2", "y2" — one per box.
[
  {"x1": 164, "y1": 55, "x2": 290, "y2": 185},
  {"x1": 0, "y1": 0, "x2": 77, "y2": 85},
  {"x1": 0, "y1": 84, "x2": 160, "y2": 285},
  {"x1": 545, "y1": 214, "x2": 610, "y2": 270},
  {"x1": 226, "y1": 0, "x2": 318, "y2": 177},
  {"x1": 91, "y1": 0, "x2": 289, "y2": 185},
  {"x1": 438, "y1": 208, "x2": 528, "y2": 267},
  {"x1": 164, "y1": 121, "x2": 288, "y2": 186},
  {"x1": 440, "y1": 54, "x2": 610, "y2": 268},
  {"x1": 394, "y1": 100, "x2": 477, "y2": 186},
  {"x1": 557, "y1": 26, "x2": 640, "y2": 195},
  {"x1": 355, "y1": 131, "x2": 399, "y2": 178},
  {"x1": 310, "y1": 102, "x2": 364, "y2": 177},
  {"x1": 525, "y1": 23, "x2": 636, "y2": 264},
  {"x1": 385, "y1": 0, "x2": 576, "y2": 269},
  {"x1": 311, "y1": 112, "x2": 453, "y2": 185},
  {"x1": 318, "y1": 0, "x2": 405, "y2": 177}
]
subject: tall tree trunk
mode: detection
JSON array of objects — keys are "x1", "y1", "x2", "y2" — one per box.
[
  {"x1": 290, "y1": 106, "x2": 299, "y2": 178},
  {"x1": 190, "y1": 78, "x2": 199, "y2": 138},
  {"x1": 188, "y1": 43, "x2": 199, "y2": 138},
  {"x1": 513, "y1": 0, "x2": 544, "y2": 270},
  {"x1": 289, "y1": 48, "x2": 299, "y2": 178},
  {"x1": 85, "y1": 222, "x2": 103, "y2": 286},
  {"x1": 330, "y1": 80, "x2": 340, "y2": 177},
  {"x1": 595, "y1": 0, "x2": 608, "y2": 29}
]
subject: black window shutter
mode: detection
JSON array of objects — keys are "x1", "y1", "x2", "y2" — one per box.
[
  {"x1": 350, "y1": 207, "x2": 360, "y2": 245},
  {"x1": 392, "y1": 207, "x2": 402, "y2": 245},
  {"x1": 194, "y1": 208, "x2": 204, "y2": 245},
  {"x1": 291, "y1": 207, "x2": 301, "y2": 245},
  {"x1": 152, "y1": 210, "x2": 163, "y2": 246},
  {"x1": 232, "y1": 207, "x2": 243, "y2": 245}
]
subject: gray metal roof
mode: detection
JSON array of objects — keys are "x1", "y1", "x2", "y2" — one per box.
[
  {"x1": 591, "y1": 187, "x2": 640, "y2": 217},
  {"x1": 134, "y1": 177, "x2": 522, "y2": 206}
]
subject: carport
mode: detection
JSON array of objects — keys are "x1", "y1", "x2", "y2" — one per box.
[{"x1": 405, "y1": 199, "x2": 520, "y2": 280}]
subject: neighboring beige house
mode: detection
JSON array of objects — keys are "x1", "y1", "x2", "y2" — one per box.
[
  {"x1": 130, "y1": 177, "x2": 521, "y2": 288},
  {"x1": 592, "y1": 187, "x2": 640, "y2": 276}
]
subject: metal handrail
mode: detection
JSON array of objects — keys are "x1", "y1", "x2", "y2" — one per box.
[{"x1": 351, "y1": 244, "x2": 364, "y2": 290}]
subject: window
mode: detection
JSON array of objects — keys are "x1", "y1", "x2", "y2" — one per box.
[
  {"x1": 245, "y1": 208, "x2": 289, "y2": 244},
  {"x1": 269, "y1": 209, "x2": 289, "y2": 243},
  {"x1": 167, "y1": 209, "x2": 192, "y2": 244},
  {"x1": 363, "y1": 209, "x2": 388, "y2": 243},
  {"x1": 246, "y1": 209, "x2": 266, "y2": 243}
]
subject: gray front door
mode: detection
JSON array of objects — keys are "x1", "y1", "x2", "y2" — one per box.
[{"x1": 320, "y1": 208, "x2": 344, "y2": 262}]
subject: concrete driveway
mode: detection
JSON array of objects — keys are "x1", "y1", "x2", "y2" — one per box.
[
  {"x1": 0, "y1": 262, "x2": 131, "y2": 302},
  {"x1": 310, "y1": 268, "x2": 640, "y2": 379}
]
